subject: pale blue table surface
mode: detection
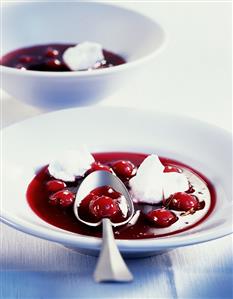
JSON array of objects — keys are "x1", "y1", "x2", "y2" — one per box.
[{"x1": 1, "y1": 224, "x2": 232, "y2": 299}]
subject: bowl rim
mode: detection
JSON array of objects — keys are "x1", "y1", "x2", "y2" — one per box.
[
  {"x1": 0, "y1": 2, "x2": 167, "y2": 78},
  {"x1": 1, "y1": 107, "x2": 232, "y2": 250},
  {"x1": 1, "y1": 211, "x2": 232, "y2": 250}
]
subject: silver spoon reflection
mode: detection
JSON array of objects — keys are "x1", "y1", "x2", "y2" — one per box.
[{"x1": 73, "y1": 170, "x2": 134, "y2": 283}]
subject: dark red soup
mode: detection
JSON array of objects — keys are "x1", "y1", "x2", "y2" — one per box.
[
  {"x1": 0, "y1": 43, "x2": 126, "y2": 72},
  {"x1": 27, "y1": 152, "x2": 216, "y2": 239}
]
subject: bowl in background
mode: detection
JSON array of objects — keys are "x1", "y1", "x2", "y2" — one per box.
[
  {"x1": 1, "y1": 2, "x2": 165, "y2": 109},
  {"x1": 1, "y1": 107, "x2": 232, "y2": 257}
]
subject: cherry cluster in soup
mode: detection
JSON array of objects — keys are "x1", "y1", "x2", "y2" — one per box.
[
  {"x1": 27, "y1": 152, "x2": 215, "y2": 239},
  {"x1": 1, "y1": 44, "x2": 126, "y2": 72}
]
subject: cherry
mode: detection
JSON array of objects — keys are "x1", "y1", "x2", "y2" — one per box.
[
  {"x1": 168, "y1": 192, "x2": 199, "y2": 211},
  {"x1": 19, "y1": 55, "x2": 33, "y2": 63},
  {"x1": 112, "y1": 160, "x2": 136, "y2": 180},
  {"x1": 45, "y1": 47, "x2": 59, "y2": 58},
  {"x1": 80, "y1": 193, "x2": 98, "y2": 210},
  {"x1": 46, "y1": 58, "x2": 62, "y2": 69},
  {"x1": 49, "y1": 190, "x2": 75, "y2": 207},
  {"x1": 146, "y1": 209, "x2": 178, "y2": 227},
  {"x1": 91, "y1": 186, "x2": 121, "y2": 199},
  {"x1": 79, "y1": 186, "x2": 121, "y2": 214},
  {"x1": 86, "y1": 162, "x2": 112, "y2": 175},
  {"x1": 89, "y1": 195, "x2": 119, "y2": 219},
  {"x1": 164, "y1": 165, "x2": 182, "y2": 173},
  {"x1": 46, "y1": 180, "x2": 66, "y2": 193}
]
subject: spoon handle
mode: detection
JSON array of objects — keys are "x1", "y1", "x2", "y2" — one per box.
[{"x1": 93, "y1": 218, "x2": 133, "y2": 283}]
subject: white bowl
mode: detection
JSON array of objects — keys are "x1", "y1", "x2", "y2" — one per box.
[
  {"x1": 1, "y1": 3, "x2": 165, "y2": 110},
  {"x1": 1, "y1": 107, "x2": 232, "y2": 257}
]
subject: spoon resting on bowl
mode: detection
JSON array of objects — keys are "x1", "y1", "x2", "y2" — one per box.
[{"x1": 73, "y1": 170, "x2": 134, "y2": 282}]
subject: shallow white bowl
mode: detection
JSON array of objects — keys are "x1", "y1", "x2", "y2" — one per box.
[
  {"x1": 1, "y1": 107, "x2": 232, "y2": 257},
  {"x1": 1, "y1": 3, "x2": 165, "y2": 110}
]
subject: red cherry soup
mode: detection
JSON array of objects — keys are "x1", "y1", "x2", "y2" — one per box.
[
  {"x1": 1, "y1": 44, "x2": 126, "y2": 72},
  {"x1": 27, "y1": 152, "x2": 216, "y2": 239}
]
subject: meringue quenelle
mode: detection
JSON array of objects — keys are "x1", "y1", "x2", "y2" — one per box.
[
  {"x1": 163, "y1": 172, "x2": 189, "y2": 199},
  {"x1": 129, "y1": 155, "x2": 189, "y2": 204},
  {"x1": 63, "y1": 41, "x2": 105, "y2": 71},
  {"x1": 129, "y1": 155, "x2": 165, "y2": 204},
  {"x1": 48, "y1": 147, "x2": 95, "y2": 182}
]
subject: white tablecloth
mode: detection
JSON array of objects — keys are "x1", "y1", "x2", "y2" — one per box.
[{"x1": 1, "y1": 2, "x2": 232, "y2": 299}]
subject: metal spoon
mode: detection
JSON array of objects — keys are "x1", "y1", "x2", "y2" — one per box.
[{"x1": 73, "y1": 170, "x2": 134, "y2": 283}]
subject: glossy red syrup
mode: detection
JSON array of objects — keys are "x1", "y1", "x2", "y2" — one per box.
[
  {"x1": 27, "y1": 152, "x2": 216, "y2": 239},
  {"x1": 1, "y1": 44, "x2": 126, "y2": 72}
]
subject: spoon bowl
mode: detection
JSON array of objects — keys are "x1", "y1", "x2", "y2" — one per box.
[{"x1": 73, "y1": 170, "x2": 134, "y2": 227}]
